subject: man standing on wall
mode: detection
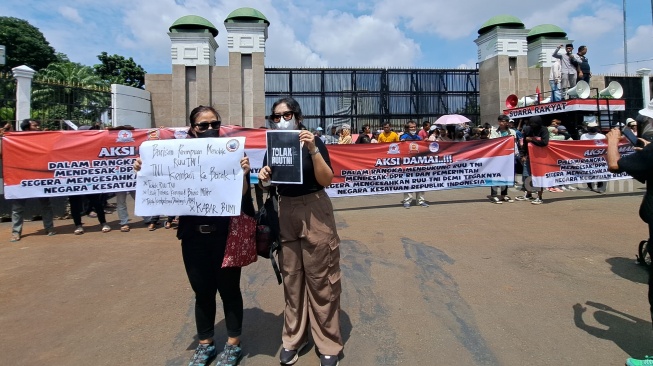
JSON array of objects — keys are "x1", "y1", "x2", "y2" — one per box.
[
  {"x1": 576, "y1": 45, "x2": 591, "y2": 84},
  {"x1": 552, "y1": 44, "x2": 580, "y2": 91}
]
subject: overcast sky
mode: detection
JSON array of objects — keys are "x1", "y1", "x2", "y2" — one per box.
[{"x1": 2, "y1": 0, "x2": 652, "y2": 75}]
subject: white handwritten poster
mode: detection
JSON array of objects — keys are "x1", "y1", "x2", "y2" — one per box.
[{"x1": 135, "y1": 137, "x2": 245, "y2": 216}]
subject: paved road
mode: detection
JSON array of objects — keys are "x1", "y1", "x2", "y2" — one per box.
[{"x1": 0, "y1": 182, "x2": 650, "y2": 365}]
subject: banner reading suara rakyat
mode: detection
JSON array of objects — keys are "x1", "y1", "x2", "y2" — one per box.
[
  {"x1": 2, "y1": 129, "x2": 179, "y2": 199},
  {"x1": 528, "y1": 139, "x2": 633, "y2": 188},
  {"x1": 324, "y1": 136, "x2": 516, "y2": 197}
]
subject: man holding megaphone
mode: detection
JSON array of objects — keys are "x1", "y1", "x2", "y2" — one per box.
[{"x1": 553, "y1": 44, "x2": 581, "y2": 90}]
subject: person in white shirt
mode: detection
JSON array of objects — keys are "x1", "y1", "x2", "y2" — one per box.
[
  {"x1": 580, "y1": 121, "x2": 607, "y2": 192},
  {"x1": 549, "y1": 58, "x2": 562, "y2": 102},
  {"x1": 552, "y1": 44, "x2": 580, "y2": 91}
]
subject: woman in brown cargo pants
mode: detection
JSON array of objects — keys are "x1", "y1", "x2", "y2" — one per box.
[{"x1": 258, "y1": 97, "x2": 343, "y2": 366}]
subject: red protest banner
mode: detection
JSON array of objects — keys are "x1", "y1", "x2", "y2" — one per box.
[
  {"x1": 325, "y1": 137, "x2": 516, "y2": 197},
  {"x1": 529, "y1": 139, "x2": 633, "y2": 188},
  {"x1": 3, "y1": 129, "x2": 177, "y2": 199}
]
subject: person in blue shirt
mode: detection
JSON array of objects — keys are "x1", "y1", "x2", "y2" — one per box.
[{"x1": 399, "y1": 121, "x2": 428, "y2": 208}]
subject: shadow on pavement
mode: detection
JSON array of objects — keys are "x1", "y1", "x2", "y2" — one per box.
[
  {"x1": 573, "y1": 301, "x2": 652, "y2": 359},
  {"x1": 606, "y1": 257, "x2": 648, "y2": 284}
]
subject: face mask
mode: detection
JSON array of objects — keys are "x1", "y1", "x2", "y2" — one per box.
[
  {"x1": 196, "y1": 128, "x2": 219, "y2": 138},
  {"x1": 409, "y1": 130, "x2": 417, "y2": 135},
  {"x1": 275, "y1": 117, "x2": 296, "y2": 130}
]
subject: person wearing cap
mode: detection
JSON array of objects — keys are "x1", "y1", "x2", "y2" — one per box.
[
  {"x1": 324, "y1": 125, "x2": 338, "y2": 145},
  {"x1": 400, "y1": 121, "x2": 428, "y2": 208},
  {"x1": 488, "y1": 115, "x2": 517, "y2": 203},
  {"x1": 371, "y1": 130, "x2": 381, "y2": 143},
  {"x1": 581, "y1": 120, "x2": 607, "y2": 193},
  {"x1": 555, "y1": 125, "x2": 571, "y2": 140},
  {"x1": 315, "y1": 126, "x2": 326, "y2": 143},
  {"x1": 606, "y1": 101, "x2": 653, "y2": 366},
  {"x1": 553, "y1": 44, "x2": 581, "y2": 91},
  {"x1": 338, "y1": 124, "x2": 353, "y2": 144},
  {"x1": 626, "y1": 118, "x2": 638, "y2": 135},
  {"x1": 427, "y1": 125, "x2": 439, "y2": 141}
]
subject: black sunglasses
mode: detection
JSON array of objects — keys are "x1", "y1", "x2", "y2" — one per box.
[
  {"x1": 270, "y1": 111, "x2": 294, "y2": 122},
  {"x1": 195, "y1": 120, "x2": 221, "y2": 130}
]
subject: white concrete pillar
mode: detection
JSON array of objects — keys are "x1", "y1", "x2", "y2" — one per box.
[
  {"x1": 12, "y1": 65, "x2": 36, "y2": 130},
  {"x1": 636, "y1": 68, "x2": 651, "y2": 108}
]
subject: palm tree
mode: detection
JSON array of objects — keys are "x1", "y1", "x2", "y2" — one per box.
[{"x1": 32, "y1": 62, "x2": 110, "y2": 127}]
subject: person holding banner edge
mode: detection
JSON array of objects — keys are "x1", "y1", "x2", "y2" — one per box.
[
  {"x1": 9, "y1": 119, "x2": 56, "y2": 242},
  {"x1": 258, "y1": 97, "x2": 343, "y2": 366},
  {"x1": 488, "y1": 115, "x2": 516, "y2": 204},
  {"x1": 135, "y1": 105, "x2": 252, "y2": 366},
  {"x1": 515, "y1": 116, "x2": 549, "y2": 204}
]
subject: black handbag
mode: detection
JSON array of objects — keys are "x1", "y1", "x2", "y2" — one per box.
[{"x1": 256, "y1": 187, "x2": 282, "y2": 284}]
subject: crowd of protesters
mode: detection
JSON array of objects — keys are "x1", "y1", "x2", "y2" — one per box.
[{"x1": 312, "y1": 111, "x2": 634, "y2": 207}]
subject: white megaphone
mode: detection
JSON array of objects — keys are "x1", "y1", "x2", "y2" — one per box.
[
  {"x1": 566, "y1": 80, "x2": 590, "y2": 99},
  {"x1": 599, "y1": 81, "x2": 623, "y2": 99},
  {"x1": 517, "y1": 96, "x2": 537, "y2": 107}
]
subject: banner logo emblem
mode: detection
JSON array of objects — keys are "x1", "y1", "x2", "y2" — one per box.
[
  {"x1": 429, "y1": 142, "x2": 440, "y2": 153},
  {"x1": 226, "y1": 139, "x2": 240, "y2": 152},
  {"x1": 387, "y1": 143, "x2": 400, "y2": 155},
  {"x1": 116, "y1": 130, "x2": 134, "y2": 143}
]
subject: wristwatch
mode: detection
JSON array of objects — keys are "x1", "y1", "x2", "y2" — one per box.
[{"x1": 308, "y1": 146, "x2": 320, "y2": 155}]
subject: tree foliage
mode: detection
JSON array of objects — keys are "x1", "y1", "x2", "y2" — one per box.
[
  {"x1": 0, "y1": 17, "x2": 58, "y2": 71},
  {"x1": 38, "y1": 61, "x2": 102, "y2": 86},
  {"x1": 33, "y1": 62, "x2": 109, "y2": 124},
  {"x1": 93, "y1": 52, "x2": 146, "y2": 88}
]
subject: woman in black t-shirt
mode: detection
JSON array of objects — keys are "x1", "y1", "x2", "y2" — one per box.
[
  {"x1": 135, "y1": 106, "x2": 251, "y2": 366},
  {"x1": 258, "y1": 97, "x2": 343, "y2": 366}
]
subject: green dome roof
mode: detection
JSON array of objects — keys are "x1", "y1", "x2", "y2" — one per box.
[
  {"x1": 478, "y1": 15, "x2": 525, "y2": 35},
  {"x1": 169, "y1": 15, "x2": 219, "y2": 37},
  {"x1": 225, "y1": 7, "x2": 270, "y2": 25},
  {"x1": 527, "y1": 24, "x2": 567, "y2": 42}
]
